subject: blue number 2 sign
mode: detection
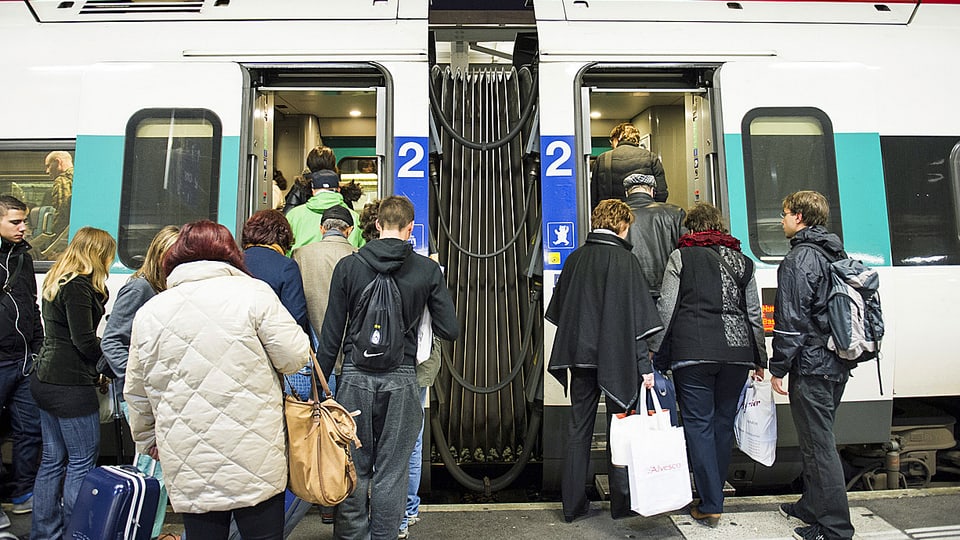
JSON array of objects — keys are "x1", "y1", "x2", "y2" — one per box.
[
  {"x1": 394, "y1": 136, "x2": 430, "y2": 254},
  {"x1": 540, "y1": 136, "x2": 577, "y2": 270}
]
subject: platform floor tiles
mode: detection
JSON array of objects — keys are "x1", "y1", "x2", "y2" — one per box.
[{"x1": 671, "y1": 507, "x2": 960, "y2": 540}]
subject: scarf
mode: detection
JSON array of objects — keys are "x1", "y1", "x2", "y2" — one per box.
[
  {"x1": 245, "y1": 243, "x2": 285, "y2": 255},
  {"x1": 678, "y1": 230, "x2": 741, "y2": 251}
]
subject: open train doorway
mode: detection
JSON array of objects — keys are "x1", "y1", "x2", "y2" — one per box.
[
  {"x1": 578, "y1": 66, "x2": 721, "y2": 225},
  {"x1": 242, "y1": 66, "x2": 389, "y2": 225}
]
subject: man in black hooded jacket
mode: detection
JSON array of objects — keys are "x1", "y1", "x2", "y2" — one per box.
[
  {"x1": 770, "y1": 190, "x2": 854, "y2": 540},
  {"x1": 317, "y1": 195, "x2": 458, "y2": 540},
  {"x1": 0, "y1": 195, "x2": 43, "y2": 521}
]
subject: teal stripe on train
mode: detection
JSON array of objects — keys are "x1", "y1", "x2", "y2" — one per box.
[
  {"x1": 218, "y1": 136, "x2": 240, "y2": 235},
  {"x1": 72, "y1": 135, "x2": 125, "y2": 271},
  {"x1": 724, "y1": 132, "x2": 891, "y2": 267},
  {"x1": 72, "y1": 135, "x2": 241, "y2": 271}
]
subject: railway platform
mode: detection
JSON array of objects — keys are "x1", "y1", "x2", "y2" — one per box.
[{"x1": 3, "y1": 486, "x2": 957, "y2": 539}]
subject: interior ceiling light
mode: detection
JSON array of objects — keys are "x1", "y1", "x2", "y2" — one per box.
[
  {"x1": 590, "y1": 111, "x2": 601, "y2": 119},
  {"x1": 349, "y1": 110, "x2": 362, "y2": 117}
]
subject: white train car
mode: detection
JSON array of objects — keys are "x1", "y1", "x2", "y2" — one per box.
[
  {"x1": 0, "y1": 0, "x2": 433, "y2": 457},
  {"x1": 3, "y1": 0, "x2": 959, "y2": 493},
  {"x1": 533, "y1": 0, "x2": 960, "y2": 489}
]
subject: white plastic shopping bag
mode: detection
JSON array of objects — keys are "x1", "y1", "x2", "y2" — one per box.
[
  {"x1": 610, "y1": 382, "x2": 674, "y2": 466},
  {"x1": 627, "y1": 387, "x2": 693, "y2": 517},
  {"x1": 734, "y1": 378, "x2": 778, "y2": 467},
  {"x1": 609, "y1": 413, "x2": 642, "y2": 466}
]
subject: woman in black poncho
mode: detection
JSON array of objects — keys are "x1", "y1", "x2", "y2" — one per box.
[{"x1": 545, "y1": 199, "x2": 663, "y2": 523}]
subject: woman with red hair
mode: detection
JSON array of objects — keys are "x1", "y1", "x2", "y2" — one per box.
[
  {"x1": 241, "y1": 209, "x2": 309, "y2": 334},
  {"x1": 124, "y1": 220, "x2": 310, "y2": 540}
]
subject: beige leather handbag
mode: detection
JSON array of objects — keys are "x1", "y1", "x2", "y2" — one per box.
[{"x1": 285, "y1": 350, "x2": 361, "y2": 506}]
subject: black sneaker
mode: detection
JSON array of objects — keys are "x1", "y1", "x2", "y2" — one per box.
[
  {"x1": 780, "y1": 502, "x2": 813, "y2": 524},
  {"x1": 793, "y1": 524, "x2": 826, "y2": 540}
]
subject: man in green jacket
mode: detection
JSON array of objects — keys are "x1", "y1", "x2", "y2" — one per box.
[{"x1": 286, "y1": 169, "x2": 363, "y2": 250}]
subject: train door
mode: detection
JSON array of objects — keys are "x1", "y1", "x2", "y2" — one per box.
[
  {"x1": 244, "y1": 67, "x2": 389, "y2": 218},
  {"x1": 578, "y1": 67, "x2": 718, "y2": 219},
  {"x1": 75, "y1": 62, "x2": 243, "y2": 271},
  {"x1": 715, "y1": 61, "x2": 894, "y2": 447},
  {"x1": 538, "y1": 64, "x2": 720, "y2": 491}
]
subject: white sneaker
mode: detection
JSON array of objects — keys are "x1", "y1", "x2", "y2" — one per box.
[{"x1": 0, "y1": 509, "x2": 10, "y2": 530}]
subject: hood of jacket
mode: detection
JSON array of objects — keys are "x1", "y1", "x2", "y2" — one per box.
[
  {"x1": 357, "y1": 237, "x2": 413, "y2": 274},
  {"x1": 791, "y1": 225, "x2": 845, "y2": 258},
  {"x1": 304, "y1": 190, "x2": 347, "y2": 213},
  {"x1": 166, "y1": 259, "x2": 247, "y2": 287}
]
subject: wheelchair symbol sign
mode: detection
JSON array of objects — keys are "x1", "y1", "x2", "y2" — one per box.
[{"x1": 547, "y1": 222, "x2": 575, "y2": 249}]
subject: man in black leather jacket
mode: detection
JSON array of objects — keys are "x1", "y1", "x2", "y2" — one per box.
[
  {"x1": 0, "y1": 195, "x2": 43, "y2": 522},
  {"x1": 623, "y1": 172, "x2": 685, "y2": 298},
  {"x1": 770, "y1": 190, "x2": 854, "y2": 540}
]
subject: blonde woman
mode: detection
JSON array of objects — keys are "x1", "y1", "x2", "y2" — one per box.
[
  {"x1": 30, "y1": 227, "x2": 116, "y2": 539},
  {"x1": 100, "y1": 226, "x2": 179, "y2": 540}
]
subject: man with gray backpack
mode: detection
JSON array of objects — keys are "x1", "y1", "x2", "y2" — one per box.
[
  {"x1": 770, "y1": 191, "x2": 863, "y2": 540},
  {"x1": 316, "y1": 195, "x2": 458, "y2": 540}
]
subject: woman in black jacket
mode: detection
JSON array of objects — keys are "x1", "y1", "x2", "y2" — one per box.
[
  {"x1": 30, "y1": 226, "x2": 116, "y2": 539},
  {"x1": 654, "y1": 203, "x2": 767, "y2": 528}
]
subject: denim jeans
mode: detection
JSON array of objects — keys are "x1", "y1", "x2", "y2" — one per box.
[
  {"x1": 32, "y1": 408, "x2": 100, "y2": 540},
  {"x1": 673, "y1": 363, "x2": 750, "y2": 514},
  {"x1": 0, "y1": 363, "x2": 41, "y2": 499},
  {"x1": 334, "y1": 365, "x2": 421, "y2": 540},
  {"x1": 402, "y1": 387, "x2": 428, "y2": 530},
  {"x1": 789, "y1": 374, "x2": 855, "y2": 540}
]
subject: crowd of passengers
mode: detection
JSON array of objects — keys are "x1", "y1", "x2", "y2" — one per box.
[{"x1": 0, "y1": 139, "x2": 853, "y2": 540}]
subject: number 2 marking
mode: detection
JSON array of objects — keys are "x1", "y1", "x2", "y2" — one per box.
[
  {"x1": 544, "y1": 140, "x2": 572, "y2": 177},
  {"x1": 397, "y1": 141, "x2": 425, "y2": 178}
]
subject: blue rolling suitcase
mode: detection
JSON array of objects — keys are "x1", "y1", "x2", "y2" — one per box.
[{"x1": 66, "y1": 464, "x2": 161, "y2": 540}]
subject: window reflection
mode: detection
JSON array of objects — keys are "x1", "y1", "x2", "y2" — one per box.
[
  {"x1": 0, "y1": 146, "x2": 75, "y2": 264},
  {"x1": 882, "y1": 136, "x2": 960, "y2": 266},
  {"x1": 742, "y1": 108, "x2": 842, "y2": 260},
  {"x1": 119, "y1": 109, "x2": 221, "y2": 269}
]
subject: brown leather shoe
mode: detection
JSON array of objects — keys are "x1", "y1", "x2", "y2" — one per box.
[{"x1": 690, "y1": 506, "x2": 721, "y2": 528}]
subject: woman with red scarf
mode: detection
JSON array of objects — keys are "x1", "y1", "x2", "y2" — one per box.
[{"x1": 653, "y1": 203, "x2": 767, "y2": 528}]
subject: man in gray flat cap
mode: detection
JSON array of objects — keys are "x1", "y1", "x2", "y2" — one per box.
[
  {"x1": 292, "y1": 204, "x2": 359, "y2": 364},
  {"x1": 623, "y1": 171, "x2": 686, "y2": 299}
]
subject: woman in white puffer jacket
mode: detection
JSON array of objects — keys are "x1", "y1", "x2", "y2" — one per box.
[{"x1": 124, "y1": 220, "x2": 309, "y2": 540}]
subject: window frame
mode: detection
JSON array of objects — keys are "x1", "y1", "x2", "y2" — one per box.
[
  {"x1": 741, "y1": 106, "x2": 842, "y2": 260},
  {"x1": 119, "y1": 108, "x2": 222, "y2": 269}
]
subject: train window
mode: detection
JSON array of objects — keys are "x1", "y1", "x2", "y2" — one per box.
[
  {"x1": 881, "y1": 136, "x2": 960, "y2": 265},
  {"x1": 741, "y1": 107, "x2": 842, "y2": 260},
  {"x1": 119, "y1": 109, "x2": 221, "y2": 269},
  {"x1": 0, "y1": 145, "x2": 75, "y2": 264}
]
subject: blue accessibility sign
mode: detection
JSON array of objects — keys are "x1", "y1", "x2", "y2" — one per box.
[{"x1": 546, "y1": 221, "x2": 575, "y2": 250}]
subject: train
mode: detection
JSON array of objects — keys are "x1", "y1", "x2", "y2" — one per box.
[{"x1": 2, "y1": 0, "x2": 959, "y2": 498}]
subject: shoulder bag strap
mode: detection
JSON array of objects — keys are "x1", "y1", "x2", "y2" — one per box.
[
  {"x1": 707, "y1": 246, "x2": 750, "y2": 290},
  {"x1": 308, "y1": 348, "x2": 333, "y2": 401}
]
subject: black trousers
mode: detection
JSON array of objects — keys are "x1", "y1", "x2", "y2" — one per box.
[
  {"x1": 789, "y1": 374, "x2": 854, "y2": 540},
  {"x1": 181, "y1": 492, "x2": 284, "y2": 540},
  {"x1": 562, "y1": 367, "x2": 633, "y2": 519}
]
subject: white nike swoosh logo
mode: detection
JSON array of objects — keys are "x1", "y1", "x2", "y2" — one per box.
[{"x1": 363, "y1": 350, "x2": 385, "y2": 358}]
